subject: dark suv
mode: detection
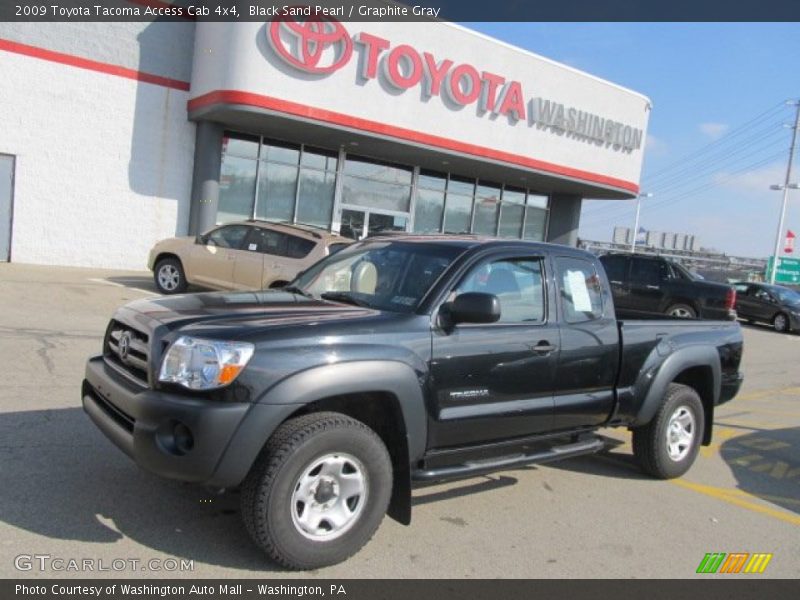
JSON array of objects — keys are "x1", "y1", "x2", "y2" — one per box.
[{"x1": 599, "y1": 253, "x2": 736, "y2": 320}]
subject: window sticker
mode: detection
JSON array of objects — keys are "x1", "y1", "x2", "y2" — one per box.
[
  {"x1": 248, "y1": 243, "x2": 258, "y2": 251},
  {"x1": 567, "y1": 270, "x2": 593, "y2": 312}
]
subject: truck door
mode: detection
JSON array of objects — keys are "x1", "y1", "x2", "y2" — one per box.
[
  {"x1": 629, "y1": 256, "x2": 668, "y2": 313},
  {"x1": 428, "y1": 254, "x2": 558, "y2": 449},
  {"x1": 552, "y1": 256, "x2": 619, "y2": 429},
  {"x1": 750, "y1": 286, "x2": 778, "y2": 321},
  {"x1": 599, "y1": 254, "x2": 632, "y2": 310}
]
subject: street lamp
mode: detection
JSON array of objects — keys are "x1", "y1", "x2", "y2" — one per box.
[
  {"x1": 769, "y1": 182, "x2": 800, "y2": 283},
  {"x1": 631, "y1": 192, "x2": 654, "y2": 253}
]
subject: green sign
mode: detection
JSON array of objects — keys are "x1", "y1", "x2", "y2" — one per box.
[{"x1": 766, "y1": 256, "x2": 800, "y2": 284}]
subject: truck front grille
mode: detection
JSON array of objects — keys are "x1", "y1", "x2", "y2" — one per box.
[{"x1": 104, "y1": 320, "x2": 150, "y2": 386}]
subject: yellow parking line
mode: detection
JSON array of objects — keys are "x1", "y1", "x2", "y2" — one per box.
[
  {"x1": 699, "y1": 427, "x2": 741, "y2": 457},
  {"x1": 671, "y1": 479, "x2": 800, "y2": 526}
]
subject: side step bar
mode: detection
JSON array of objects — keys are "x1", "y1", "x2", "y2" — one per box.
[{"x1": 412, "y1": 437, "x2": 605, "y2": 482}]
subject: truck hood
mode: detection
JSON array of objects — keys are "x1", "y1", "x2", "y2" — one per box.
[{"x1": 122, "y1": 290, "x2": 373, "y2": 331}]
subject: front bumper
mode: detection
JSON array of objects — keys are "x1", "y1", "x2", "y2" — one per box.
[{"x1": 82, "y1": 355, "x2": 294, "y2": 487}]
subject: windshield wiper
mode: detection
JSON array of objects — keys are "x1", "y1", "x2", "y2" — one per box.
[
  {"x1": 281, "y1": 285, "x2": 313, "y2": 298},
  {"x1": 320, "y1": 292, "x2": 372, "y2": 308}
]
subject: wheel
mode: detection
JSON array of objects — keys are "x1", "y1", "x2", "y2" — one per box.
[
  {"x1": 154, "y1": 257, "x2": 187, "y2": 294},
  {"x1": 773, "y1": 312, "x2": 790, "y2": 333},
  {"x1": 632, "y1": 383, "x2": 704, "y2": 479},
  {"x1": 666, "y1": 303, "x2": 696, "y2": 319},
  {"x1": 241, "y1": 412, "x2": 392, "y2": 570}
]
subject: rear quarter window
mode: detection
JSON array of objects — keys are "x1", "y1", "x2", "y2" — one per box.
[
  {"x1": 556, "y1": 256, "x2": 604, "y2": 323},
  {"x1": 286, "y1": 235, "x2": 316, "y2": 259}
]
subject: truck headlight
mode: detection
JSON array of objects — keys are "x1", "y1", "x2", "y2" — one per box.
[{"x1": 158, "y1": 336, "x2": 254, "y2": 390}]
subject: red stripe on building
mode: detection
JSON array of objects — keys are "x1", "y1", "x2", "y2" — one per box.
[
  {"x1": 188, "y1": 90, "x2": 639, "y2": 194},
  {"x1": 0, "y1": 39, "x2": 191, "y2": 92}
]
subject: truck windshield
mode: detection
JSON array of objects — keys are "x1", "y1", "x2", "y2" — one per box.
[{"x1": 291, "y1": 241, "x2": 464, "y2": 313}]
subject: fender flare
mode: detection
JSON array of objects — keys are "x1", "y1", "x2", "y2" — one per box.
[
  {"x1": 257, "y1": 360, "x2": 428, "y2": 464},
  {"x1": 633, "y1": 345, "x2": 720, "y2": 427},
  {"x1": 210, "y1": 361, "x2": 427, "y2": 521}
]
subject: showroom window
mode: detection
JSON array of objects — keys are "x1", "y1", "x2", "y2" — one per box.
[
  {"x1": 217, "y1": 133, "x2": 338, "y2": 229},
  {"x1": 443, "y1": 176, "x2": 475, "y2": 234},
  {"x1": 472, "y1": 182, "x2": 501, "y2": 235},
  {"x1": 413, "y1": 170, "x2": 446, "y2": 233},
  {"x1": 217, "y1": 132, "x2": 549, "y2": 241},
  {"x1": 341, "y1": 155, "x2": 413, "y2": 213},
  {"x1": 412, "y1": 170, "x2": 550, "y2": 240},
  {"x1": 217, "y1": 134, "x2": 260, "y2": 223}
]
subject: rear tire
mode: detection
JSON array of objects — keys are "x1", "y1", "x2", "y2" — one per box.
[
  {"x1": 666, "y1": 303, "x2": 696, "y2": 319},
  {"x1": 241, "y1": 412, "x2": 392, "y2": 570},
  {"x1": 154, "y1": 257, "x2": 187, "y2": 294},
  {"x1": 632, "y1": 383, "x2": 704, "y2": 479},
  {"x1": 773, "y1": 312, "x2": 790, "y2": 333}
]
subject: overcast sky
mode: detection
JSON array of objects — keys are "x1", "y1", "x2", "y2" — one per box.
[{"x1": 467, "y1": 22, "x2": 800, "y2": 258}]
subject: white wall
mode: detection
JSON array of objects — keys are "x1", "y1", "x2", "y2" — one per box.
[{"x1": 0, "y1": 49, "x2": 195, "y2": 270}]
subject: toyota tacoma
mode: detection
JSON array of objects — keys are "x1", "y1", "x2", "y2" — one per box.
[{"x1": 82, "y1": 236, "x2": 744, "y2": 569}]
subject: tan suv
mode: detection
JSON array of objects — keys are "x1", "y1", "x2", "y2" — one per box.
[{"x1": 148, "y1": 221, "x2": 350, "y2": 294}]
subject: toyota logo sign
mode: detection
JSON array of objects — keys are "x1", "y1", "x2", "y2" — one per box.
[
  {"x1": 268, "y1": 15, "x2": 353, "y2": 74},
  {"x1": 118, "y1": 332, "x2": 132, "y2": 362}
]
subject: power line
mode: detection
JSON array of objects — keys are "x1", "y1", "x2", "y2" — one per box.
[
  {"x1": 642, "y1": 121, "x2": 788, "y2": 190},
  {"x1": 640, "y1": 100, "x2": 789, "y2": 181},
  {"x1": 581, "y1": 149, "x2": 790, "y2": 228},
  {"x1": 581, "y1": 124, "x2": 786, "y2": 215}
]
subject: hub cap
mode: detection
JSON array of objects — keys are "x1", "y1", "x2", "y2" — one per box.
[
  {"x1": 290, "y1": 453, "x2": 367, "y2": 541},
  {"x1": 670, "y1": 307, "x2": 693, "y2": 318},
  {"x1": 157, "y1": 265, "x2": 180, "y2": 291},
  {"x1": 666, "y1": 406, "x2": 695, "y2": 461},
  {"x1": 775, "y1": 314, "x2": 787, "y2": 331}
]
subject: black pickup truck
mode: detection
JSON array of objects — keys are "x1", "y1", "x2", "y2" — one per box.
[
  {"x1": 599, "y1": 253, "x2": 737, "y2": 320},
  {"x1": 82, "y1": 237, "x2": 743, "y2": 569}
]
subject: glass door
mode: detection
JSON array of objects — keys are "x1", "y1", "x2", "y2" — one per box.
[{"x1": 339, "y1": 208, "x2": 408, "y2": 241}]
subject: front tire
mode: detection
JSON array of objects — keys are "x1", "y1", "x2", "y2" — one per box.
[
  {"x1": 773, "y1": 312, "x2": 790, "y2": 333},
  {"x1": 632, "y1": 383, "x2": 704, "y2": 479},
  {"x1": 666, "y1": 303, "x2": 696, "y2": 319},
  {"x1": 154, "y1": 257, "x2": 187, "y2": 294},
  {"x1": 241, "y1": 412, "x2": 392, "y2": 570}
]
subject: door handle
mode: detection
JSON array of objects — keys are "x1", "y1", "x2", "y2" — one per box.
[
  {"x1": 646, "y1": 285, "x2": 660, "y2": 290},
  {"x1": 530, "y1": 341, "x2": 557, "y2": 355}
]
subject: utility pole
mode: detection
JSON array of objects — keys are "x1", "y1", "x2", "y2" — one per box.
[
  {"x1": 630, "y1": 193, "x2": 653, "y2": 253},
  {"x1": 769, "y1": 100, "x2": 800, "y2": 284}
]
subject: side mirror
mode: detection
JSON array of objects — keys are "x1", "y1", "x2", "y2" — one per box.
[{"x1": 449, "y1": 292, "x2": 501, "y2": 325}]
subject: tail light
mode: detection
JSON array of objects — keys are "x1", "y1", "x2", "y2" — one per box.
[{"x1": 725, "y1": 288, "x2": 736, "y2": 311}]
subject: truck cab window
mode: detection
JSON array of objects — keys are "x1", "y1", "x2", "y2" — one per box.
[
  {"x1": 556, "y1": 256, "x2": 604, "y2": 323},
  {"x1": 455, "y1": 258, "x2": 545, "y2": 323}
]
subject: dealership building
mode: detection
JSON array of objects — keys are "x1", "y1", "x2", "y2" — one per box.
[{"x1": 0, "y1": 13, "x2": 650, "y2": 269}]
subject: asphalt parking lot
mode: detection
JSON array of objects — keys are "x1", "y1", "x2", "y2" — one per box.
[{"x1": 0, "y1": 262, "x2": 798, "y2": 579}]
